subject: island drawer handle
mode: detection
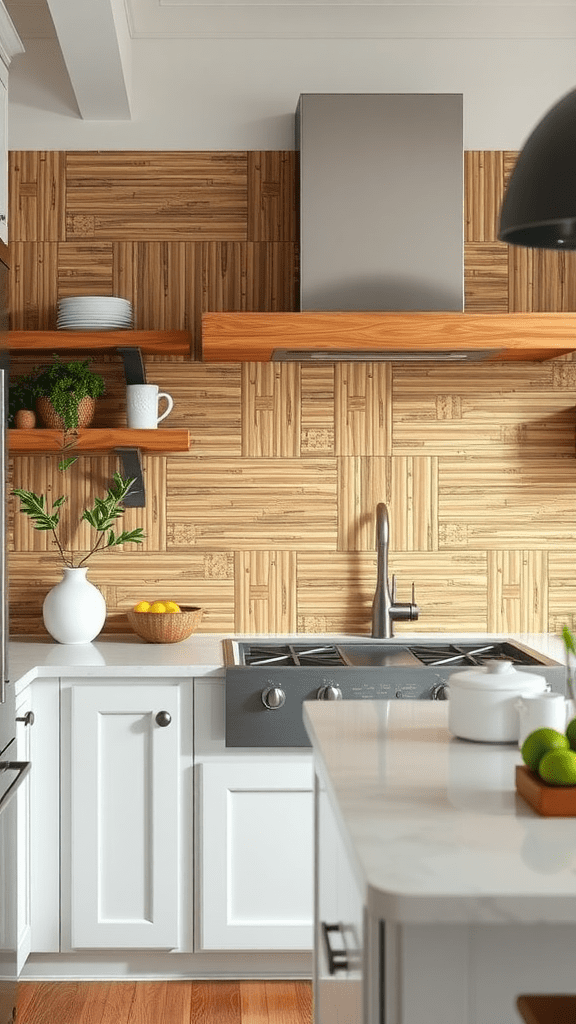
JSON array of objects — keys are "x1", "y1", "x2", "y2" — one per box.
[{"x1": 321, "y1": 921, "x2": 349, "y2": 974}]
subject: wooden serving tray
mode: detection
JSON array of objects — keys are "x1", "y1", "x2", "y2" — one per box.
[{"x1": 516, "y1": 765, "x2": 576, "y2": 816}]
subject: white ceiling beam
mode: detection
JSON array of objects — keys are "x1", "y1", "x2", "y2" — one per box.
[{"x1": 45, "y1": 0, "x2": 131, "y2": 119}]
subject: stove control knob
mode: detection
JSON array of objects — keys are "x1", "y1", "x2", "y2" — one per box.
[
  {"x1": 261, "y1": 686, "x2": 286, "y2": 710},
  {"x1": 317, "y1": 684, "x2": 342, "y2": 701},
  {"x1": 430, "y1": 682, "x2": 448, "y2": 701}
]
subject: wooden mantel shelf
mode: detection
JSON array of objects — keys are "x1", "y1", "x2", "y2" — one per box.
[
  {"x1": 9, "y1": 428, "x2": 191, "y2": 454},
  {"x1": 2, "y1": 330, "x2": 192, "y2": 355},
  {"x1": 201, "y1": 312, "x2": 576, "y2": 362}
]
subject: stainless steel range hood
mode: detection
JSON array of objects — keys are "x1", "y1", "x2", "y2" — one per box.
[
  {"x1": 297, "y1": 93, "x2": 464, "y2": 317},
  {"x1": 200, "y1": 93, "x2": 576, "y2": 363}
]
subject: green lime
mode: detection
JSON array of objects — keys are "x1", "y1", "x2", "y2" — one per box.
[
  {"x1": 538, "y1": 749, "x2": 576, "y2": 786},
  {"x1": 521, "y1": 728, "x2": 569, "y2": 773},
  {"x1": 566, "y1": 717, "x2": 576, "y2": 752}
]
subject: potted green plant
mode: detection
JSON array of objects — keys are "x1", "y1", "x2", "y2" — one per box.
[
  {"x1": 32, "y1": 355, "x2": 106, "y2": 430},
  {"x1": 13, "y1": 471, "x2": 145, "y2": 644},
  {"x1": 8, "y1": 369, "x2": 42, "y2": 428}
]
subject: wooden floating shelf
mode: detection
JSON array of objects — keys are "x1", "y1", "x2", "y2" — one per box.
[
  {"x1": 2, "y1": 330, "x2": 192, "y2": 356},
  {"x1": 201, "y1": 312, "x2": 576, "y2": 363},
  {"x1": 9, "y1": 429, "x2": 191, "y2": 454}
]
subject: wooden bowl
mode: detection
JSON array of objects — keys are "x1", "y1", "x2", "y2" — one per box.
[{"x1": 126, "y1": 606, "x2": 203, "y2": 643}]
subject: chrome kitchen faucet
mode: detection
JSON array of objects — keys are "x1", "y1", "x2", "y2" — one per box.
[{"x1": 371, "y1": 503, "x2": 419, "y2": 639}]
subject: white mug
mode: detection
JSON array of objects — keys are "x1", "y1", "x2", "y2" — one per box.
[
  {"x1": 516, "y1": 692, "x2": 568, "y2": 748},
  {"x1": 126, "y1": 384, "x2": 173, "y2": 429}
]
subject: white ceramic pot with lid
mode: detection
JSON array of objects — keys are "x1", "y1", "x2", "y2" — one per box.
[{"x1": 447, "y1": 659, "x2": 550, "y2": 743}]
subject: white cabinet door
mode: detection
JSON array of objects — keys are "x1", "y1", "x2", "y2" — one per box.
[
  {"x1": 15, "y1": 688, "x2": 32, "y2": 972},
  {"x1": 198, "y1": 759, "x2": 313, "y2": 951},
  {"x1": 69, "y1": 684, "x2": 180, "y2": 949},
  {"x1": 0, "y1": 70, "x2": 7, "y2": 244}
]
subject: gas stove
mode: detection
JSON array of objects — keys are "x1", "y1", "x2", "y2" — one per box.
[{"x1": 224, "y1": 637, "x2": 565, "y2": 747}]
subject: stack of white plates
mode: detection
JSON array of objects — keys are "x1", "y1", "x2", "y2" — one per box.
[{"x1": 57, "y1": 296, "x2": 134, "y2": 330}]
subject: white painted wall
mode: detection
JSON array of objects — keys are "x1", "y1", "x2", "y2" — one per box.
[{"x1": 6, "y1": 35, "x2": 576, "y2": 151}]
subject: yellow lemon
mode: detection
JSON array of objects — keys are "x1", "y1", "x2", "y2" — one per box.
[
  {"x1": 538, "y1": 749, "x2": 576, "y2": 786},
  {"x1": 133, "y1": 601, "x2": 150, "y2": 613},
  {"x1": 164, "y1": 601, "x2": 181, "y2": 613},
  {"x1": 149, "y1": 601, "x2": 168, "y2": 614}
]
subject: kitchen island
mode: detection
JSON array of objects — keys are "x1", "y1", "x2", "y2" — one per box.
[{"x1": 303, "y1": 698, "x2": 576, "y2": 1024}]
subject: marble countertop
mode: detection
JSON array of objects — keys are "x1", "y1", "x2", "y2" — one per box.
[
  {"x1": 8, "y1": 630, "x2": 568, "y2": 695},
  {"x1": 303, "y1": 697, "x2": 576, "y2": 927}
]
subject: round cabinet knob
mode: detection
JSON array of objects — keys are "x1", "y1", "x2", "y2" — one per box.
[
  {"x1": 430, "y1": 682, "x2": 448, "y2": 701},
  {"x1": 261, "y1": 686, "x2": 286, "y2": 710},
  {"x1": 316, "y1": 684, "x2": 342, "y2": 701},
  {"x1": 16, "y1": 711, "x2": 35, "y2": 727},
  {"x1": 155, "y1": 710, "x2": 172, "y2": 727}
]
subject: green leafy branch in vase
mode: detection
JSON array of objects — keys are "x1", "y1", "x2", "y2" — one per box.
[
  {"x1": 13, "y1": 472, "x2": 145, "y2": 569},
  {"x1": 561, "y1": 625, "x2": 576, "y2": 701}
]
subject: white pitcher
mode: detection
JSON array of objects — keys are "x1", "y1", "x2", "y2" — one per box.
[{"x1": 516, "y1": 691, "x2": 568, "y2": 748}]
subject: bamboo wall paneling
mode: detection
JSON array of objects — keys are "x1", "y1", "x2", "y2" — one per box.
[
  {"x1": 93, "y1": 552, "x2": 236, "y2": 633},
  {"x1": 388, "y1": 456, "x2": 439, "y2": 552},
  {"x1": 392, "y1": 361, "x2": 576, "y2": 458},
  {"x1": 487, "y1": 549, "x2": 549, "y2": 633},
  {"x1": 247, "y1": 151, "x2": 298, "y2": 242},
  {"x1": 203, "y1": 240, "x2": 247, "y2": 313},
  {"x1": 464, "y1": 242, "x2": 508, "y2": 312},
  {"x1": 9, "y1": 242, "x2": 58, "y2": 329},
  {"x1": 508, "y1": 246, "x2": 534, "y2": 312},
  {"x1": 464, "y1": 151, "x2": 505, "y2": 242},
  {"x1": 65, "y1": 152, "x2": 249, "y2": 241},
  {"x1": 300, "y1": 365, "x2": 335, "y2": 456},
  {"x1": 334, "y1": 363, "x2": 392, "y2": 457},
  {"x1": 296, "y1": 550, "x2": 488, "y2": 634},
  {"x1": 8, "y1": 148, "x2": 576, "y2": 636},
  {"x1": 166, "y1": 457, "x2": 338, "y2": 550},
  {"x1": 337, "y1": 457, "x2": 390, "y2": 552},
  {"x1": 241, "y1": 362, "x2": 301, "y2": 457},
  {"x1": 440, "y1": 459, "x2": 576, "y2": 548},
  {"x1": 235, "y1": 550, "x2": 297, "y2": 633},
  {"x1": 57, "y1": 241, "x2": 113, "y2": 298},
  {"x1": 245, "y1": 242, "x2": 298, "y2": 313},
  {"x1": 9, "y1": 151, "x2": 66, "y2": 242},
  {"x1": 155, "y1": 363, "x2": 243, "y2": 456},
  {"x1": 548, "y1": 550, "x2": 576, "y2": 634}
]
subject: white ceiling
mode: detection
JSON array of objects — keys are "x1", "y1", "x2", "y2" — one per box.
[{"x1": 4, "y1": 0, "x2": 576, "y2": 120}]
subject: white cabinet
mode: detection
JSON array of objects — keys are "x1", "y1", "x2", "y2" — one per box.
[
  {"x1": 15, "y1": 687, "x2": 33, "y2": 972},
  {"x1": 314, "y1": 772, "x2": 363, "y2": 1024},
  {"x1": 61, "y1": 679, "x2": 191, "y2": 951},
  {"x1": 198, "y1": 759, "x2": 313, "y2": 950},
  {"x1": 0, "y1": 3, "x2": 23, "y2": 244},
  {"x1": 194, "y1": 678, "x2": 314, "y2": 952}
]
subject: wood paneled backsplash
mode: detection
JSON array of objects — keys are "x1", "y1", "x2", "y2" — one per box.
[{"x1": 7, "y1": 150, "x2": 576, "y2": 637}]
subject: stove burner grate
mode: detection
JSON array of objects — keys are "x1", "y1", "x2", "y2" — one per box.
[
  {"x1": 242, "y1": 643, "x2": 348, "y2": 667},
  {"x1": 408, "y1": 642, "x2": 539, "y2": 667}
]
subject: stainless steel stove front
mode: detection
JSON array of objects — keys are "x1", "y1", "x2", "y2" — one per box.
[{"x1": 224, "y1": 638, "x2": 566, "y2": 748}]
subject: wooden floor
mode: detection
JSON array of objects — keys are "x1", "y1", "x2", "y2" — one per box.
[{"x1": 16, "y1": 981, "x2": 313, "y2": 1024}]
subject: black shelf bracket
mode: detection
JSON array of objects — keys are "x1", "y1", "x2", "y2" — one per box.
[
  {"x1": 115, "y1": 447, "x2": 145, "y2": 507},
  {"x1": 115, "y1": 348, "x2": 146, "y2": 505},
  {"x1": 116, "y1": 347, "x2": 147, "y2": 385}
]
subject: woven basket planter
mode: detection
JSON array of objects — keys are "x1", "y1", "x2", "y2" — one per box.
[
  {"x1": 127, "y1": 606, "x2": 203, "y2": 644},
  {"x1": 36, "y1": 395, "x2": 96, "y2": 430}
]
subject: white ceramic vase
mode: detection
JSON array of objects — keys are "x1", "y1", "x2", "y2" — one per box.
[{"x1": 43, "y1": 566, "x2": 106, "y2": 644}]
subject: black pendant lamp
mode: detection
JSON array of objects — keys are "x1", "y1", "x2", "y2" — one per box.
[{"x1": 498, "y1": 87, "x2": 576, "y2": 249}]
